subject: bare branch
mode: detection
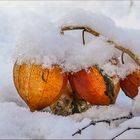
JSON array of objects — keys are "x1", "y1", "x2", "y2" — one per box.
[
  {"x1": 112, "y1": 127, "x2": 140, "y2": 140},
  {"x1": 72, "y1": 112, "x2": 133, "y2": 136},
  {"x1": 72, "y1": 119, "x2": 109, "y2": 136}
]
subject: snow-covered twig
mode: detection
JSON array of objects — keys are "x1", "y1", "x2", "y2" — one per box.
[
  {"x1": 112, "y1": 127, "x2": 140, "y2": 140},
  {"x1": 72, "y1": 112, "x2": 133, "y2": 136},
  {"x1": 61, "y1": 26, "x2": 100, "y2": 37},
  {"x1": 61, "y1": 26, "x2": 140, "y2": 66}
]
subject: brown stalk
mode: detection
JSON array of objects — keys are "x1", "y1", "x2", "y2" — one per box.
[
  {"x1": 61, "y1": 26, "x2": 140, "y2": 66},
  {"x1": 61, "y1": 26, "x2": 100, "y2": 37}
]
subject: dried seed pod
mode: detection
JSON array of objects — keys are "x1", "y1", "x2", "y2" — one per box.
[{"x1": 50, "y1": 81, "x2": 91, "y2": 116}]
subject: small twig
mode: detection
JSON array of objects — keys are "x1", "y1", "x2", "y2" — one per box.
[
  {"x1": 72, "y1": 120, "x2": 109, "y2": 136},
  {"x1": 61, "y1": 26, "x2": 140, "y2": 66},
  {"x1": 72, "y1": 121, "x2": 96, "y2": 136},
  {"x1": 112, "y1": 127, "x2": 140, "y2": 140},
  {"x1": 121, "y1": 52, "x2": 125, "y2": 64},
  {"x1": 72, "y1": 112, "x2": 133, "y2": 136},
  {"x1": 111, "y1": 112, "x2": 133, "y2": 121}
]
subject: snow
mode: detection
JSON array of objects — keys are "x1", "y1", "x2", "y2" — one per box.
[
  {"x1": 14, "y1": 11, "x2": 117, "y2": 72},
  {"x1": 0, "y1": 101, "x2": 132, "y2": 139},
  {"x1": 14, "y1": 8, "x2": 140, "y2": 78},
  {"x1": 102, "y1": 62, "x2": 138, "y2": 79},
  {"x1": 0, "y1": 96, "x2": 137, "y2": 139},
  {"x1": 0, "y1": 1, "x2": 140, "y2": 139}
]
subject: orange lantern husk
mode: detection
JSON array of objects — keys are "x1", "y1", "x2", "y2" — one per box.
[
  {"x1": 13, "y1": 63, "x2": 67, "y2": 111},
  {"x1": 120, "y1": 70, "x2": 140, "y2": 98},
  {"x1": 69, "y1": 66, "x2": 120, "y2": 105}
]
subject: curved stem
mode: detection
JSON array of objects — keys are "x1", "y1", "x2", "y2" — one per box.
[
  {"x1": 61, "y1": 26, "x2": 140, "y2": 66},
  {"x1": 107, "y1": 40, "x2": 140, "y2": 66},
  {"x1": 121, "y1": 51, "x2": 125, "y2": 64},
  {"x1": 82, "y1": 29, "x2": 86, "y2": 45}
]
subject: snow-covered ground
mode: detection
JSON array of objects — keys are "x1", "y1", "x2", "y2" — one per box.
[{"x1": 0, "y1": 1, "x2": 140, "y2": 139}]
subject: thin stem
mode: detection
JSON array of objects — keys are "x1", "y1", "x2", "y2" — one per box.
[
  {"x1": 82, "y1": 29, "x2": 86, "y2": 45},
  {"x1": 112, "y1": 127, "x2": 140, "y2": 140},
  {"x1": 61, "y1": 26, "x2": 140, "y2": 66},
  {"x1": 121, "y1": 51, "x2": 125, "y2": 64}
]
